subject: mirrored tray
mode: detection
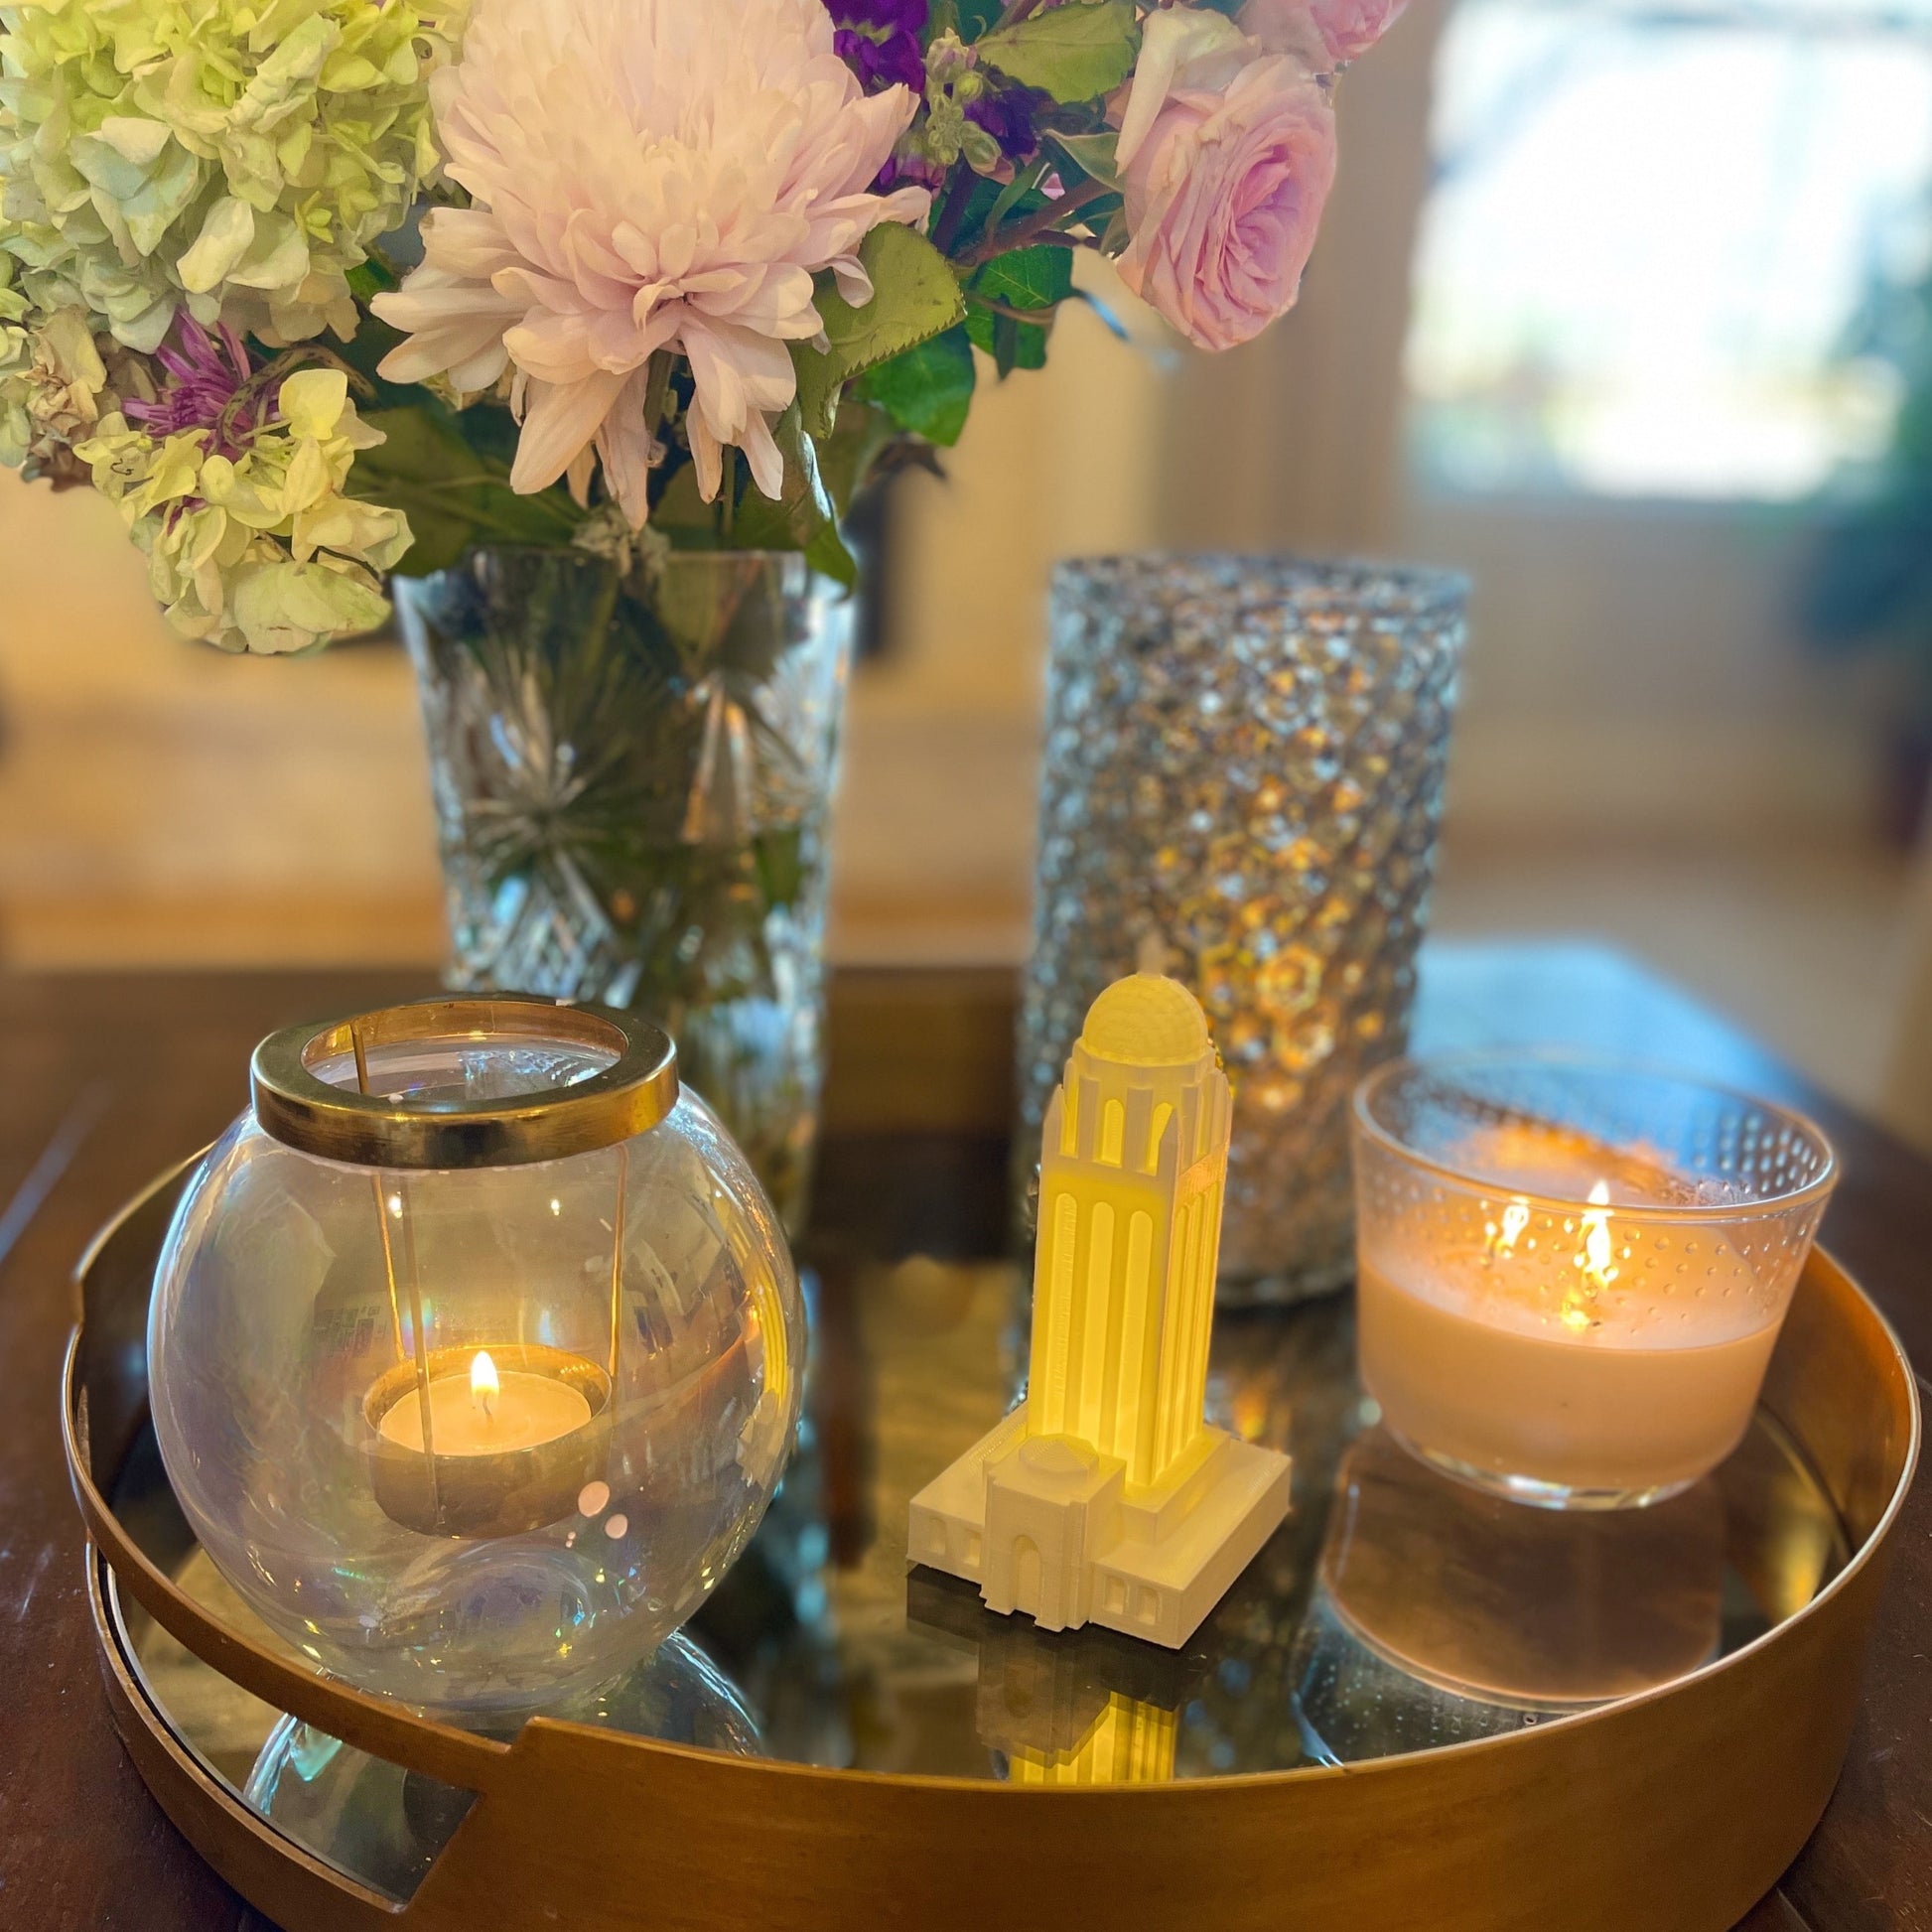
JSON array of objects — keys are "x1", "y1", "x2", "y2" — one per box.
[{"x1": 69, "y1": 1166, "x2": 1919, "y2": 1932}]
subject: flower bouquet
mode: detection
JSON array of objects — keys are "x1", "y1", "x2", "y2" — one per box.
[{"x1": 0, "y1": 0, "x2": 1403, "y2": 1218}]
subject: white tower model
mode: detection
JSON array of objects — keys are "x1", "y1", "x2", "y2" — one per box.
[{"x1": 907, "y1": 974, "x2": 1292, "y2": 1649}]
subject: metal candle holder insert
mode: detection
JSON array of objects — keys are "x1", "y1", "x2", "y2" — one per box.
[{"x1": 251, "y1": 997, "x2": 678, "y2": 1540}]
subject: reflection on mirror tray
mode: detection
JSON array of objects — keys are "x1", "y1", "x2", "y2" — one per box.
[
  {"x1": 113, "y1": 1259, "x2": 1856, "y2": 1895},
  {"x1": 1320, "y1": 1426, "x2": 1727, "y2": 1708},
  {"x1": 242, "y1": 1635, "x2": 760, "y2": 1904}
]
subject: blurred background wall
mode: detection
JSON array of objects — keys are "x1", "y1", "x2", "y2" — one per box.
[{"x1": 5, "y1": 0, "x2": 1932, "y2": 1148}]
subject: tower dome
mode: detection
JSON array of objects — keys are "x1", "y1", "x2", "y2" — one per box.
[{"x1": 1079, "y1": 974, "x2": 1212, "y2": 1068}]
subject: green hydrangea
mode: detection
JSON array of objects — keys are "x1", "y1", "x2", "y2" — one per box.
[
  {"x1": 0, "y1": 0, "x2": 462, "y2": 351},
  {"x1": 0, "y1": 290, "x2": 155, "y2": 476},
  {"x1": 75, "y1": 365, "x2": 413, "y2": 651},
  {"x1": 0, "y1": 252, "x2": 29, "y2": 455}
]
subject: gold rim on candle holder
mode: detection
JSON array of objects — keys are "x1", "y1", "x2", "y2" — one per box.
[{"x1": 252, "y1": 995, "x2": 678, "y2": 1169}]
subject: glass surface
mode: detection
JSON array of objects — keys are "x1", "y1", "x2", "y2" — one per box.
[
  {"x1": 399, "y1": 547, "x2": 854, "y2": 1230},
  {"x1": 119, "y1": 1260, "x2": 1849, "y2": 1860},
  {"x1": 147, "y1": 1014, "x2": 803, "y2": 1718},
  {"x1": 1406, "y1": 0, "x2": 1932, "y2": 498},
  {"x1": 1353, "y1": 1053, "x2": 1837, "y2": 1508},
  {"x1": 241, "y1": 1634, "x2": 759, "y2": 1904},
  {"x1": 1019, "y1": 556, "x2": 1467, "y2": 1305}
]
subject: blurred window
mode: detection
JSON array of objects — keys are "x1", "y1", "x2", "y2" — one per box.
[{"x1": 1405, "y1": 0, "x2": 1932, "y2": 498}]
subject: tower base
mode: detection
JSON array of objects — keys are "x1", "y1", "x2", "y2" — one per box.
[{"x1": 906, "y1": 1414, "x2": 1291, "y2": 1651}]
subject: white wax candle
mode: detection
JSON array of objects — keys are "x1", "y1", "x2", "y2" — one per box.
[
  {"x1": 1358, "y1": 1127, "x2": 1779, "y2": 1498},
  {"x1": 377, "y1": 1358, "x2": 593, "y2": 1457},
  {"x1": 1358, "y1": 1257, "x2": 1776, "y2": 1496}
]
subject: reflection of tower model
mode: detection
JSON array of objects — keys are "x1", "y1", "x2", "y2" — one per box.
[
  {"x1": 907, "y1": 976, "x2": 1292, "y2": 1649},
  {"x1": 907, "y1": 1570, "x2": 1195, "y2": 1785}
]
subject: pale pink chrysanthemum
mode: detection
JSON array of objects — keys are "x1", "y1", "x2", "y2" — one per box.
[{"x1": 372, "y1": 0, "x2": 930, "y2": 525}]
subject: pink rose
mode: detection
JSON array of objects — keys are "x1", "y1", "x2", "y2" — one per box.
[
  {"x1": 1243, "y1": 0, "x2": 1409, "y2": 68},
  {"x1": 1117, "y1": 57, "x2": 1337, "y2": 353}
]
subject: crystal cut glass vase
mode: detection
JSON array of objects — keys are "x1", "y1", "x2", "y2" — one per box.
[
  {"x1": 1019, "y1": 555, "x2": 1468, "y2": 1303},
  {"x1": 398, "y1": 548, "x2": 852, "y2": 1229}
]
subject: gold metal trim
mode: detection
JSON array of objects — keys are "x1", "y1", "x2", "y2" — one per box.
[
  {"x1": 66, "y1": 1164, "x2": 1922, "y2": 1932},
  {"x1": 251, "y1": 995, "x2": 678, "y2": 1169}
]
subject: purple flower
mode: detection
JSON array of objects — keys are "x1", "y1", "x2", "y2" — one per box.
[
  {"x1": 878, "y1": 150, "x2": 946, "y2": 194},
  {"x1": 825, "y1": 0, "x2": 927, "y2": 93},
  {"x1": 965, "y1": 82, "x2": 1045, "y2": 163},
  {"x1": 825, "y1": 0, "x2": 926, "y2": 28},
  {"x1": 123, "y1": 317, "x2": 278, "y2": 457},
  {"x1": 834, "y1": 24, "x2": 926, "y2": 92}
]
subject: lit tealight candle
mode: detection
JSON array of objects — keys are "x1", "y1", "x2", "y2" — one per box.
[
  {"x1": 364, "y1": 1342, "x2": 612, "y2": 1539},
  {"x1": 377, "y1": 1349, "x2": 594, "y2": 1457}
]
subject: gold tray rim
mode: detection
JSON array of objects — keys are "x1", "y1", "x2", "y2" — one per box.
[{"x1": 64, "y1": 1161, "x2": 1924, "y2": 1931}]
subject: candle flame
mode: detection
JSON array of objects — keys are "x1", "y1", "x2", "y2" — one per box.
[
  {"x1": 1581, "y1": 1180, "x2": 1618, "y2": 1289},
  {"x1": 1486, "y1": 1198, "x2": 1531, "y2": 1260},
  {"x1": 1561, "y1": 1179, "x2": 1619, "y2": 1331},
  {"x1": 471, "y1": 1349, "x2": 499, "y2": 1419}
]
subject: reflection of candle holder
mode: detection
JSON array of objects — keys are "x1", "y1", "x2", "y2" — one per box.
[
  {"x1": 363, "y1": 1343, "x2": 613, "y2": 1538},
  {"x1": 1352, "y1": 1054, "x2": 1838, "y2": 1509},
  {"x1": 242, "y1": 1631, "x2": 759, "y2": 1902},
  {"x1": 1320, "y1": 1427, "x2": 1724, "y2": 1707}
]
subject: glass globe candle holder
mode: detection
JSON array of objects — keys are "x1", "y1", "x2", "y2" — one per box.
[{"x1": 148, "y1": 996, "x2": 804, "y2": 1718}]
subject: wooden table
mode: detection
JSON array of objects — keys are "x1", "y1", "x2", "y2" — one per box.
[{"x1": 0, "y1": 946, "x2": 1925, "y2": 1931}]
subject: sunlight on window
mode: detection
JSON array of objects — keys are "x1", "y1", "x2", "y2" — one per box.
[{"x1": 1405, "y1": 0, "x2": 1932, "y2": 499}]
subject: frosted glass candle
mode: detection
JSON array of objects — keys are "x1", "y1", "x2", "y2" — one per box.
[{"x1": 1351, "y1": 1056, "x2": 1837, "y2": 1509}]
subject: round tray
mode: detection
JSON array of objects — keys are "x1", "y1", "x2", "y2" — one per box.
[{"x1": 67, "y1": 1163, "x2": 1919, "y2": 1931}]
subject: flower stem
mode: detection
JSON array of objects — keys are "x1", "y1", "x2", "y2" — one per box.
[
  {"x1": 958, "y1": 177, "x2": 1110, "y2": 267},
  {"x1": 930, "y1": 168, "x2": 977, "y2": 257},
  {"x1": 973, "y1": 295, "x2": 1065, "y2": 326}
]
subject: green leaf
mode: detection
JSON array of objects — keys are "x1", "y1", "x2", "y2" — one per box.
[
  {"x1": 650, "y1": 459, "x2": 714, "y2": 541},
  {"x1": 1045, "y1": 129, "x2": 1123, "y2": 193},
  {"x1": 979, "y1": 160, "x2": 1051, "y2": 244},
  {"x1": 971, "y1": 244, "x2": 1075, "y2": 311},
  {"x1": 975, "y1": 0, "x2": 1139, "y2": 101},
  {"x1": 753, "y1": 826, "x2": 806, "y2": 912},
  {"x1": 814, "y1": 397, "x2": 900, "y2": 517},
  {"x1": 953, "y1": 0, "x2": 1004, "y2": 35},
  {"x1": 963, "y1": 243, "x2": 1071, "y2": 373},
  {"x1": 731, "y1": 409, "x2": 859, "y2": 589},
  {"x1": 966, "y1": 301, "x2": 1047, "y2": 375},
  {"x1": 857, "y1": 326, "x2": 977, "y2": 447},
  {"x1": 788, "y1": 223, "x2": 968, "y2": 439},
  {"x1": 804, "y1": 517, "x2": 859, "y2": 589},
  {"x1": 790, "y1": 334, "x2": 843, "y2": 445},
  {"x1": 345, "y1": 256, "x2": 399, "y2": 303},
  {"x1": 348, "y1": 405, "x2": 587, "y2": 575}
]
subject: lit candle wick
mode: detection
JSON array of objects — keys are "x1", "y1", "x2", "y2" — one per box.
[{"x1": 471, "y1": 1349, "x2": 499, "y2": 1426}]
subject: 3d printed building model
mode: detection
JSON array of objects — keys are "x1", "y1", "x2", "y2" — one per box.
[{"x1": 906, "y1": 975, "x2": 1292, "y2": 1649}]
